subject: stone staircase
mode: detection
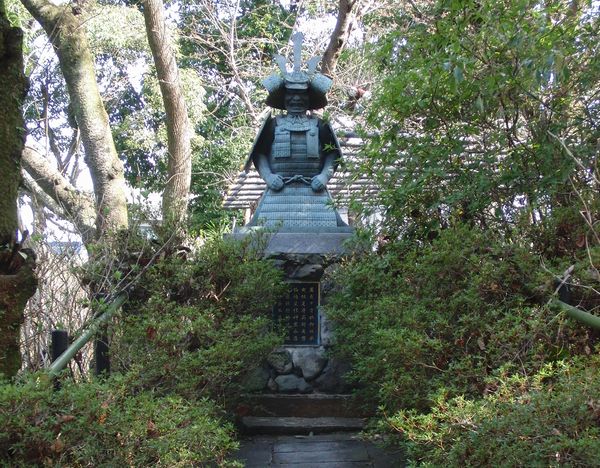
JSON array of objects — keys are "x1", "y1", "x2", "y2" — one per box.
[{"x1": 237, "y1": 393, "x2": 373, "y2": 435}]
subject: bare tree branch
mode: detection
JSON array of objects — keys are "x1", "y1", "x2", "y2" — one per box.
[
  {"x1": 22, "y1": 146, "x2": 96, "y2": 244},
  {"x1": 227, "y1": 0, "x2": 258, "y2": 123},
  {"x1": 21, "y1": 170, "x2": 67, "y2": 219}
]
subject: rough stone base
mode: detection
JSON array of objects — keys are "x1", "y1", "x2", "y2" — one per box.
[
  {"x1": 243, "y1": 345, "x2": 353, "y2": 395},
  {"x1": 236, "y1": 231, "x2": 354, "y2": 395}
]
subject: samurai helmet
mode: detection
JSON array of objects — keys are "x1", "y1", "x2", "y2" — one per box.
[{"x1": 262, "y1": 32, "x2": 333, "y2": 110}]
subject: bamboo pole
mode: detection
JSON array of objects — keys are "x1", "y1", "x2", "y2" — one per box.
[
  {"x1": 554, "y1": 299, "x2": 600, "y2": 330},
  {"x1": 48, "y1": 293, "x2": 127, "y2": 377}
]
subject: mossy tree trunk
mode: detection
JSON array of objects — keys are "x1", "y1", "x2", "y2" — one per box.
[
  {"x1": 20, "y1": 0, "x2": 128, "y2": 235},
  {"x1": 0, "y1": 0, "x2": 37, "y2": 378}
]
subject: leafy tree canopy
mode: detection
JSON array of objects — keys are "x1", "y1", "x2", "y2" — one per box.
[{"x1": 359, "y1": 0, "x2": 599, "y2": 245}]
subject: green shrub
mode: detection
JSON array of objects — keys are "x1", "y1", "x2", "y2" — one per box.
[
  {"x1": 387, "y1": 355, "x2": 600, "y2": 467},
  {"x1": 112, "y1": 235, "x2": 286, "y2": 401},
  {"x1": 329, "y1": 226, "x2": 590, "y2": 409},
  {"x1": 1, "y1": 234, "x2": 286, "y2": 466},
  {"x1": 0, "y1": 374, "x2": 239, "y2": 467},
  {"x1": 327, "y1": 225, "x2": 595, "y2": 410},
  {"x1": 327, "y1": 223, "x2": 598, "y2": 464}
]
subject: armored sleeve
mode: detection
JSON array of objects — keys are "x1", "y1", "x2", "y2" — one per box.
[{"x1": 243, "y1": 114, "x2": 275, "y2": 172}]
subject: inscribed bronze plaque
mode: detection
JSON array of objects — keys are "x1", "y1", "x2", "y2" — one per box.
[{"x1": 273, "y1": 282, "x2": 319, "y2": 345}]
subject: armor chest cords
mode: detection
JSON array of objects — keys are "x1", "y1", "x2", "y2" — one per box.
[{"x1": 270, "y1": 115, "x2": 321, "y2": 177}]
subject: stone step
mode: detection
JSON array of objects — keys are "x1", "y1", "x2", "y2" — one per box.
[
  {"x1": 240, "y1": 416, "x2": 366, "y2": 435},
  {"x1": 234, "y1": 433, "x2": 406, "y2": 467},
  {"x1": 239, "y1": 393, "x2": 374, "y2": 418}
]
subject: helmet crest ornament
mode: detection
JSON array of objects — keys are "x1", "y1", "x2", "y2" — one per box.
[
  {"x1": 293, "y1": 31, "x2": 303, "y2": 73},
  {"x1": 262, "y1": 32, "x2": 333, "y2": 110}
]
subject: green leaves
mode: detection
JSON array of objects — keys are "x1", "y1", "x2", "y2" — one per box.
[
  {"x1": 327, "y1": 221, "x2": 597, "y2": 462},
  {"x1": 0, "y1": 375, "x2": 238, "y2": 465},
  {"x1": 389, "y1": 357, "x2": 600, "y2": 466},
  {"x1": 359, "y1": 0, "x2": 599, "y2": 241},
  {"x1": 111, "y1": 234, "x2": 285, "y2": 400}
]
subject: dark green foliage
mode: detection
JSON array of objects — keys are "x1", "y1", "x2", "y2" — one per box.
[
  {"x1": 329, "y1": 226, "x2": 589, "y2": 409},
  {"x1": 327, "y1": 224, "x2": 598, "y2": 464},
  {"x1": 389, "y1": 356, "x2": 600, "y2": 466},
  {"x1": 360, "y1": 0, "x2": 599, "y2": 241},
  {"x1": 0, "y1": 374, "x2": 239, "y2": 466},
  {"x1": 237, "y1": 0, "x2": 294, "y2": 59},
  {"x1": 189, "y1": 115, "x2": 253, "y2": 229},
  {"x1": 2, "y1": 234, "x2": 284, "y2": 465},
  {"x1": 336, "y1": 1, "x2": 600, "y2": 460},
  {"x1": 111, "y1": 234, "x2": 286, "y2": 400}
]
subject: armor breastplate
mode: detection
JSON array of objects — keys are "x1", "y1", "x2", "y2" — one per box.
[{"x1": 270, "y1": 115, "x2": 321, "y2": 177}]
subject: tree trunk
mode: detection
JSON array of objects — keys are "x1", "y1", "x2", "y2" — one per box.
[
  {"x1": 142, "y1": 0, "x2": 192, "y2": 234},
  {"x1": 321, "y1": 0, "x2": 359, "y2": 77},
  {"x1": 22, "y1": 146, "x2": 97, "y2": 245},
  {"x1": 0, "y1": 1, "x2": 37, "y2": 377},
  {"x1": 20, "y1": 0, "x2": 128, "y2": 235}
]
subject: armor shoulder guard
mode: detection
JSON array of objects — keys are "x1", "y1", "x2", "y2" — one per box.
[{"x1": 243, "y1": 112, "x2": 274, "y2": 172}]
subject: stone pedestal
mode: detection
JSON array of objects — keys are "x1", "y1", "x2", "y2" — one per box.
[{"x1": 235, "y1": 228, "x2": 354, "y2": 394}]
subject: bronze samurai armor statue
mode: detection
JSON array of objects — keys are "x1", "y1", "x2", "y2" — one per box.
[{"x1": 243, "y1": 33, "x2": 351, "y2": 232}]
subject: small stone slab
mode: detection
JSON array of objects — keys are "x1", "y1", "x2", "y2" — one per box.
[
  {"x1": 241, "y1": 393, "x2": 373, "y2": 418},
  {"x1": 265, "y1": 232, "x2": 354, "y2": 254},
  {"x1": 233, "y1": 433, "x2": 406, "y2": 467},
  {"x1": 241, "y1": 417, "x2": 365, "y2": 435},
  {"x1": 274, "y1": 433, "x2": 364, "y2": 442}
]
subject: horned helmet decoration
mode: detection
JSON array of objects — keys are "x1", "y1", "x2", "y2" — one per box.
[{"x1": 262, "y1": 32, "x2": 333, "y2": 111}]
